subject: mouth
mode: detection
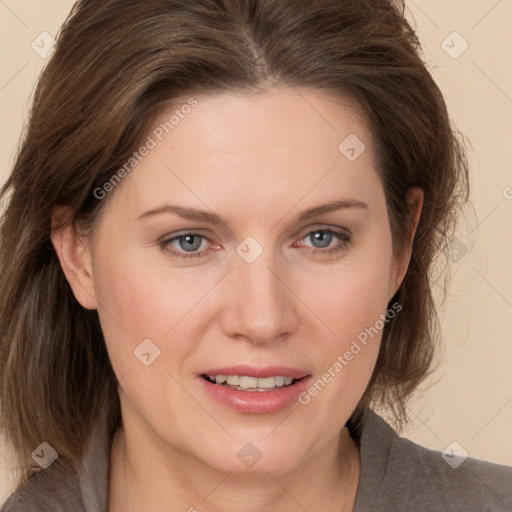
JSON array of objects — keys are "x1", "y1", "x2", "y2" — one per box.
[
  {"x1": 198, "y1": 366, "x2": 312, "y2": 414},
  {"x1": 201, "y1": 374, "x2": 303, "y2": 391}
]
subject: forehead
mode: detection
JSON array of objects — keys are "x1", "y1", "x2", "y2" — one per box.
[
  {"x1": 107, "y1": 86, "x2": 383, "y2": 220},
  {"x1": 150, "y1": 86, "x2": 372, "y2": 163}
]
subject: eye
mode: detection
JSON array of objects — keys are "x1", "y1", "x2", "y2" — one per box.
[
  {"x1": 159, "y1": 227, "x2": 351, "y2": 260},
  {"x1": 160, "y1": 232, "x2": 213, "y2": 259},
  {"x1": 296, "y1": 228, "x2": 351, "y2": 256}
]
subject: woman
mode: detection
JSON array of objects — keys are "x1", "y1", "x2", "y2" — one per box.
[{"x1": 0, "y1": 0, "x2": 510, "y2": 511}]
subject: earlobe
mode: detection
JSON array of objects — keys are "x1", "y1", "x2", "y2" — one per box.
[{"x1": 50, "y1": 206, "x2": 97, "y2": 310}]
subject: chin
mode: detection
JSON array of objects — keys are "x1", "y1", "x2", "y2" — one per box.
[
  {"x1": 209, "y1": 455, "x2": 302, "y2": 477},
  {"x1": 193, "y1": 436, "x2": 312, "y2": 477}
]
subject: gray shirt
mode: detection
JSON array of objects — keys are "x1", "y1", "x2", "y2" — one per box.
[{"x1": 2, "y1": 408, "x2": 511, "y2": 511}]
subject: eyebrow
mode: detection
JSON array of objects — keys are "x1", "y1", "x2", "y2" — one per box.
[{"x1": 136, "y1": 199, "x2": 369, "y2": 224}]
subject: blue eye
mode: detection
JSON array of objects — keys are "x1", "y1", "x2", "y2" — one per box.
[
  {"x1": 160, "y1": 228, "x2": 351, "y2": 260},
  {"x1": 161, "y1": 233, "x2": 210, "y2": 259},
  {"x1": 300, "y1": 229, "x2": 351, "y2": 255}
]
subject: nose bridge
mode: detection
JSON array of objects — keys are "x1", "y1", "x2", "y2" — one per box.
[{"x1": 222, "y1": 243, "x2": 297, "y2": 343}]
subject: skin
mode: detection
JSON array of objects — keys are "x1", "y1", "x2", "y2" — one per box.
[{"x1": 51, "y1": 86, "x2": 423, "y2": 512}]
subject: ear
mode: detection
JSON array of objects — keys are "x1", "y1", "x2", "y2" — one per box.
[
  {"x1": 388, "y1": 187, "x2": 424, "y2": 301},
  {"x1": 51, "y1": 205, "x2": 97, "y2": 310}
]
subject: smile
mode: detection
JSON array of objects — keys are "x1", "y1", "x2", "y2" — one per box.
[
  {"x1": 202, "y1": 374, "x2": 300, "y2": 391},
  {"x1": 198, "y1": 367, "x2": 312, "y2": 414}
]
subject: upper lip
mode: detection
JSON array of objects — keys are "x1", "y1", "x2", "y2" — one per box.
[{"x1": 199, "y1": 365, "x2": 310, "y2": 379}]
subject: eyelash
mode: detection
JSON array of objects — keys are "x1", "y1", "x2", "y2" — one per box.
[{"x1": 159, "y1": 228, "x2": 352, "y2": 260}]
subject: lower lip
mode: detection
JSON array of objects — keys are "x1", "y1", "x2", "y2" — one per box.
[{"x1": 199, "y1": 376, "x2": 312, "y2": 414}]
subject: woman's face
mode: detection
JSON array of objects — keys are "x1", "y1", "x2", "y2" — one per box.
[{"x1": 61, "y1": 87, "x2": 420, "y2": 475}]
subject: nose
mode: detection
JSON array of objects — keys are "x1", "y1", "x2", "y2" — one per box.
[{"x1": 219, "y1": 251, "x2": 299, "y2": 345}]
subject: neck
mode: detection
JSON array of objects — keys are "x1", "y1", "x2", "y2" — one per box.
[{"x1": 108, "y1": 416, "x2": 360, "y2": 512}]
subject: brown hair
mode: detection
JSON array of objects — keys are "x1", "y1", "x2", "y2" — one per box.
[{"x1": 0, "y1": 0, "x2": 469, "y2": 490}]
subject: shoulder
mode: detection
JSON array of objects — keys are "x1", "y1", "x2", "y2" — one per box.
[
  {"x1": 393, "y1": 431, "x2": 512, "y2": 510},
  {"x1": 0, "y1": 461, "x2": 86, "y2": 512},
  {"x1": 354, "y1": 410, "x2": 512, "y2": 512},
  {"x1": 1, "y1": 412, "x2": 111, "y2": 512}
]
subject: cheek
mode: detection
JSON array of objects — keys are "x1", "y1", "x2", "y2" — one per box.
[
  {"x1": 294, "y1": 260, "x2": 392, "y2": 427},
  {"x1": 92, "y1": 246, "x2": 214, "y2": 381},
  {"x1": 306, "y1": 246, "x2": 393, "y2": 347},
  {"x1": 91, "y1": 243, "x2": 166, "y2": 376},
  {"x1": 311, "y1": 271, "x2": 389, "y2": 386}
]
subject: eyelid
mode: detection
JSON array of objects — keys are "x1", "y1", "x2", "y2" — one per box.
[
  {"x1": 159, "y1": 224, "x2": 352, "y2": 260},
  {"x1": 295, "y1": 223, "x2": 352, "y2": 239},
  {"x1": 160, "y1": 223, "x2": 351, "y2": 245}
]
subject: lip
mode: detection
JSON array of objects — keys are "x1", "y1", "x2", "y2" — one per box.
[
  {"x1": 199, "y1": 365, "x2": 310, "y2": 379},
  {"x1": 198, "y1": 366, "x2": 312, "y2": 414}
]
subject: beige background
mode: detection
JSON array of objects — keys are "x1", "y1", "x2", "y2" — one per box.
[{"x1": 1, "y1": 0, "x2": 511, "y2": 504}]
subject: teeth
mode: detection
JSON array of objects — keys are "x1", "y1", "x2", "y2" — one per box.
[
  {"x1": 239, "y1": 376, "x2": 259, "y2": 389},
  {"x1": 226, "y1": 375, "x2": 239, "y2": 385},
  {"x1": 205, "y1": 374, "x2": 298, "y2": 390},
  {"x1": 275, "y1": 376, "x2": 285, "y2": 386},
  {"x1": 258, "y1": 377, "x2": 278, "y2": 389}
]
